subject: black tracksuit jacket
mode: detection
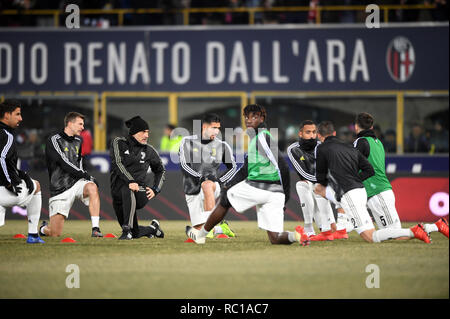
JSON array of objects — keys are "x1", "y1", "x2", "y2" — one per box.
[
  {"x1": 45, "y1": 131, "x2": 89, "y2": 197},
  {"x1": 179, "y1": 135, "x2": 236, "y2": 195},
  {"x1": 110, "y1": 134, "x2": 166, "y2": 194},
  {"x1": 0, "y1": 122, "x2": 26, "y2": 187},
  {"x1": 286, "y1": 139, "x2": 318, "y2": 183},
  {"x1": 315, "y1": 136, "x2": 375, "y2": 201}
]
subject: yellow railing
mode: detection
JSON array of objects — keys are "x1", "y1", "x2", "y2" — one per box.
[{"x1": 0, "y1": 4, "x2": 437, "y2": 27}]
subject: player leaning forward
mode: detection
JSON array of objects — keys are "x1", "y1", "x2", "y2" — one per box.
[
  {"x1": 186, "y1": 104, "x2": 309, "y2": 245},
  {"x1": 179, "y1": 113, "x2": 237, "y2": 238},
  {"x1": 353, "y1": 112, "x2": 448, "y2": 238},
  {"x1": 313, "y1": 121, "x2": 432, "y2": 244},
  {"x1": 110, "y1": 116, "x2": 165, "y2": 240},
  {"x1": 0, "y1": 100, "x2": 44, "y2": 243},
  {"x1": 40, "y1": 112, "x2": 103, "y2": 237}
]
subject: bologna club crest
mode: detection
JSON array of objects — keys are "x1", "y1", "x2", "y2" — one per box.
[{"x1": 386, "y1": 36, "x2": 415, "y2": 83}]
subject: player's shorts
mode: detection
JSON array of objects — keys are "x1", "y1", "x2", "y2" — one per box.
[
  {"x1": 49, "y1": 179, "x2": 93, "y2": 218},
  {"x1": 227, "y1": 180, "x2": 285, "y2": 233},
  {"x1": 185, "y1": 181, "x2": 221, "y2": 226},
  {"x1": 0, "y1": 179, "x2": 37, "y2": 226},
  {"x1": 367, "y1": 189, "x2": 401, "y2": 229},
  {"x1": 339, "y1": 187, "x2": 374, "y2": 234}
]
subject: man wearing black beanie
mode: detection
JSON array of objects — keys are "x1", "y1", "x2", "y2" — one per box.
[{"x1": 110, "y1": 116, "x2": 166, "y2": 240}]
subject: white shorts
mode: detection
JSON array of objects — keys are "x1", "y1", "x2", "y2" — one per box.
[
  {"x1": 339, "y1": 188, "x2": 374, "y2": 234},
  {"x1": 49, "y1": 179, "x2": 92, "y2": 218},
  {"x1": 227, "y1": 181, "x2": 285, "y2": 233},
  {"x1": 185, "y1": 182, "x2": 221, "y2": 226},
  {"x1": 367, "y1": 189, "x2": 401, "y2": 229},
  {"x1": 0, "y1": 179, "x2": 37, "y2": 226}
]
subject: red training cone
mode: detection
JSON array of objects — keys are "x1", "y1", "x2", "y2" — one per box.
[
  {"x1": 216, "y1": 234, "x2": 229, "y2": 239},
  {"x1": 184, "y1": 238, "x2": 195, "y2": 243},
  {"x1": 61, "y1": 237, "x2": 76, "y2": 243},
  {"x1": 104, "y1": 233, "x2": 117, "y2": 238},
  {"x1": 13, "y1": 234, "x2": 26, "y2": 239}
]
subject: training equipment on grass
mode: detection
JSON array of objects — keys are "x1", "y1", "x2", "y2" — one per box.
[
  {"x1": 13, "y1": 234, "x2": 26, "y2": 238},
  {"x1": 61, "y1": 237, "x2": 76, "y2": 243}
]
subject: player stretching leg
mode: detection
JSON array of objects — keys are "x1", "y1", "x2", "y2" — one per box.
[
  {"x1": 287, "y1": 120, "x2": 347, "y2": 241},
  {"x1": 179, "y1": 113, "x2": 237, "y2": 239},
  {"x1": 186, "y1": 104, "x2": 309, "y2": 245},
  {"x1": 314, "y1": 121, "x2": 432, "y2": 244},
  {"x1": 40, "y1": 112, "x2": 103, "y2": 237},
  {"x1": 354, "y1": 113, "x2": 448, "y2": 239}
]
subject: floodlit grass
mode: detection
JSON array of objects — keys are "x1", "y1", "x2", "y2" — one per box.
[{"x1": 0, "y1": 220, "x2": 448, "y2": 299}]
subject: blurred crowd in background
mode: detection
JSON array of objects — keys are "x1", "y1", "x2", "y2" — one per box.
[
  {"x1": 1, "y1": 0, "x2": 448, "y2": 27},
  {"x1": 15, "y1": 118, "x2": 449, "y2": 172}
]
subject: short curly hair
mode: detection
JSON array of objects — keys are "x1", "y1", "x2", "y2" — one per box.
[{"x1": 243, "y1": 104, "x2": 267, "y2": 121}]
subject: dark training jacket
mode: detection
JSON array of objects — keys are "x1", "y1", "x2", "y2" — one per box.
[
  {"x1": 110, "y1": 135, "x2": 166, "y2": 194},
  {"x1": 315, "y1": 136, "x2": 375, "y2": 201},
  {"x1": 286, "y1": 139, "x2": 318, "y2": 183},
  {"x1": 179, "y1": 135, "x2": 236, "y2": 195},
  {"x1": 45, "y1": 131, "x2": 90, "y2": 197},
  {"x1": 0, "y1": 122, "x2": 26, "y2": 187}
]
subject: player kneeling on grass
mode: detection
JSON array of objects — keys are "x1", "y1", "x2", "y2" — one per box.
[
  {"x1": 287, "y1": 120, "x2": 348, "y2": 241},
  {"x1": 186, "y1": 104, "x2": 309, "y2": 245},
  {"x1": 110, "y1": 116, "x2": 165, "y2": 240},
  {"x1": 0, "y1": 100, "x2": 44, "y2": 244},
  {"x1": 313, "y1": 121, "x2": 432, "y2": 244},
  {"x1": 353, "y1": 112, "x2": 448, "y2": 239},
  {"x1": 179, "y1": 113, "x2": 237, "y2": 238},
  {"x1": 40, "y1": 112, "x2": 103, "y2": 238}
]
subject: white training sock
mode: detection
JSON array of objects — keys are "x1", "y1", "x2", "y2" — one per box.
[
  {"x1": 199, "y1": 226, "x2": 209, "y2": 237},
  {"x1": 26, "y1": 192, "x2": 42, "y2": 234},
  {"x1": 296, "y1": 182, "x2": 315, "y2": 225},
  {"x1": 288, "y1": 231, "x2": 296, "y2": 243},
  {"x1": 304, "y1": 223, "x2": 315, "y2": 235},
  {"x1": 315, "y1": 197, "x2": 334, "y2": 232},
  {"x1": 91, "y1": 216, "x2": 100, "y2": 228},
  {"x1": 372, "y1": 228, "x2": 413, "y2": 243},
  {"x1": 336, "y1": 212, "x2": 349, "y2": 231},
  {"x1": 424, "y1": 223, "x2": 438, "y2": 233}
]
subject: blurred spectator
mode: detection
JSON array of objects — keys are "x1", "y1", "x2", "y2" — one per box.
[
  {"x1": 383, "y1": 129, "x2": 397, "y2": 153},
  {"x1": 405, "y1": 122, "x2": 430, "y2": 153},
  {"x1": 428, "y1": 121, "x2": 449, "y2": 153},
  {"x1": 337, "y1": 125, "x2": 355, "y2": 144},
  {"x1": 160, "y1": 123, "x2": 183, "y2": 152}
]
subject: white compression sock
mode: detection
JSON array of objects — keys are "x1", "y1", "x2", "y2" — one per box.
[
  {"x1": 296, "y1": 182, "x2": 315, "y2": 227},
  {"x1": 288, "y1": 231, "x2": 296, "y2": 243},
  {"x1": 315, "y1": 196, "x2": 334, "y2": 232},
  {"x1": 424, "y1": 223, "x2": 438, "y2": 233},
  {"x1": 199, "y1": 226, "x2": 209, "y2": 237},
  {"x1": 26, "y1": 192, "x2": 42, "y2": 234},
  {"x1": 91, "y1": 216, "x2": 100, "y2": 228},
  {"x1": 336, "y1": 212, "x2": 351, "y2": 232},
  {"x1": 372, "y1": 228, "x2": 413, "y2": 243}
]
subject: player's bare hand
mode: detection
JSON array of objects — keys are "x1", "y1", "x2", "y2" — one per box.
[
  {"x1": 129, "y1": 182, "x2": 140, "y2": 192},
  {"x1": 146, "y1": 187, "x2": 155, "y2": 200},
  {"x1": 314, "y1": 184, "x2": 326, "y2": 197}
]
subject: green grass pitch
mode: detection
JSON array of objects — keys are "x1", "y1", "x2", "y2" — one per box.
[{"x1": 0, "y1": 220, "x2": 448, "y2": 299}]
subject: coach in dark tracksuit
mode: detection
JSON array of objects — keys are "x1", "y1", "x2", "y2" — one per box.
[{"x1": 110, "y1": 116, "x2": 166, "y2": 240}]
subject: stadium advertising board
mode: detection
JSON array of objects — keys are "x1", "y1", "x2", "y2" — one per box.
[{"x1": 0, "y1": 24, "x2": 448, "y2": 92}]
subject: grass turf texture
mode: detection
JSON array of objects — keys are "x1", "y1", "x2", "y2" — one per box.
[{"x1": 0, "y1": 220, "x2": 448, "y2": 299}]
